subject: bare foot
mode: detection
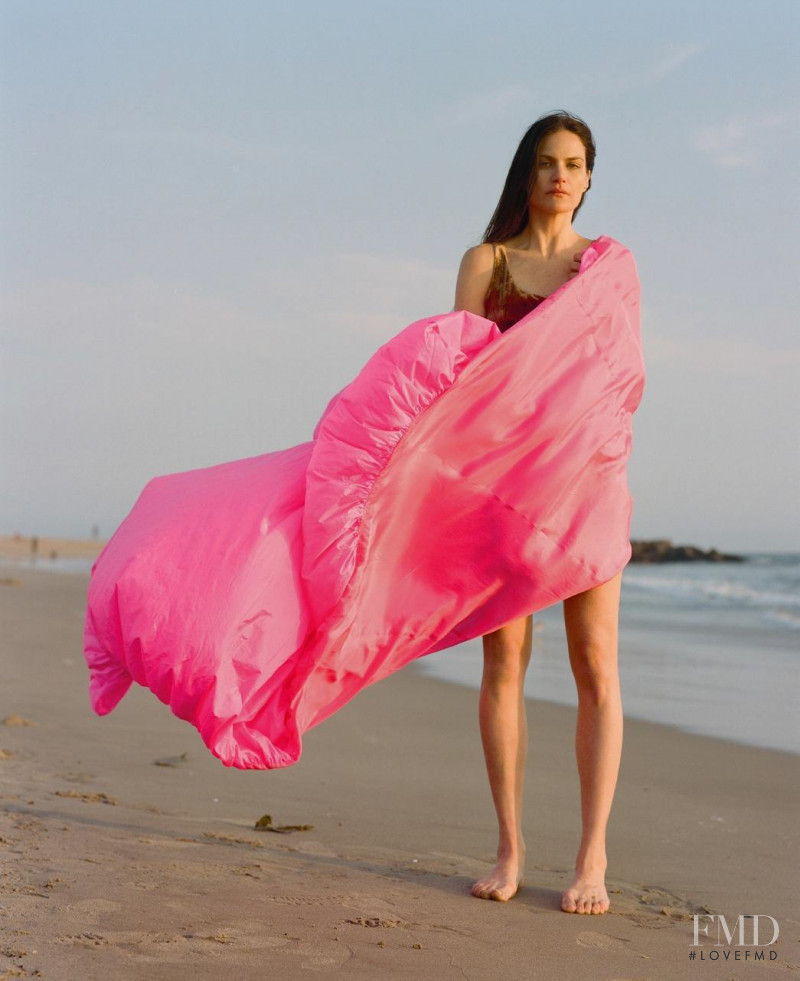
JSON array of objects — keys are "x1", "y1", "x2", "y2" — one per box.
[
  {"x1": 471, "y1": 841, "x2": 526, "y2": 902},
  {"x1": 561, "y1": 865, "x2": 610, "y2": 914}
]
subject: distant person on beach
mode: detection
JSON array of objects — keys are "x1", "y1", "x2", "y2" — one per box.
[{"x1": 454, "y1": 111, "x2": 623, "y2": 914}]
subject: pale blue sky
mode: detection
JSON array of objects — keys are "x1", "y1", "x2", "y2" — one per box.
[{"x1": 2, "y1": 0, "x2": 798, "y2": 551}]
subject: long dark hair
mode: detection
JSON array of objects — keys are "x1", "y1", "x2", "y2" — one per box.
[{"x1": 482, "y1": 110, "x2": 596, "y2": 244}]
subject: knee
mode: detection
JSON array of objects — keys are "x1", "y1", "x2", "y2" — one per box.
[
  {"x1": 482, "y1": 617, "x2": 532, "y2": 688},
  {"x1": 482, "y1": 647, "x2": 531, "y2": 689},
  {"x1": 568, "y1": 638, "x2": 619, "y2": 702}
]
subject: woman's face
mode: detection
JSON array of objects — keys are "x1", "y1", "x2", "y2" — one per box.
[{"x1": 528, "y1": 129, "x2": 591, "y2": 216}]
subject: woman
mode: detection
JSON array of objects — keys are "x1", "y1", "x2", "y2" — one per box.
[
  {"x1": 454, "y1": 111, "x2": 622, "y2": 915},
  {"x1": 85, "y1": 111, "x2": 643, "y2": 922}
]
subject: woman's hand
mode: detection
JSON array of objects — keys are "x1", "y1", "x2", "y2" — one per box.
[{"x1": 567, "y1": 249, "x2": 586, "y2": 279}]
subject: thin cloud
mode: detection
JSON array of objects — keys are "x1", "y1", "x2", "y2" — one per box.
[
  {"x1": 442, "y1": 44, "x2": 704, "y2": 130},
  {"x1": 552, "y1": 40, "x2": 707, "y2": 102},
  {"x1": 693, "y1": 109, "x2": 798, "y2": 168},
  {"x1": 650, "y1": 40, "x2": 707, "y2": 81}
]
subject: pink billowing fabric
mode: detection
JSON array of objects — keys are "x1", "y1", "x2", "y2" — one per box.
[{"x1": 83, "y1": 234, "x2": 646, "y2": 769}]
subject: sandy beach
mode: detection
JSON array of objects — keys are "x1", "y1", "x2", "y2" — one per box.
[
  {"x1": 1, "y1": 563, "x2": 798, "y2": 980},
  {"x1": 0, "y1": 535, "x2": 108, "y2": 565}
]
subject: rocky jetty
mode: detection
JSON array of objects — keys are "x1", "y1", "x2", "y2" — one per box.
[{"x1": 630, "y1": 539, "x2": 744, "y2": 563}]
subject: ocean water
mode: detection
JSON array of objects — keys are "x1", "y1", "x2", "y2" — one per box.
[
  {"x1": 1, "y1": 555, "x2": 100, "y2": 576},
  {"x1": 6, "y1": 552, "x2": 798, "y2": 754},
  {"x1": 418, "y1": 553, "x2": 800, "y2": 755}
]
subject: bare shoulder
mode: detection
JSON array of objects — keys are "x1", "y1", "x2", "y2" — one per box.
[
  {"x1": 454, "y1": 242, "x2": 495, "y2": 315},
  {"x1": 458, "y1": 242, "x2": 494, "y2": 276}
]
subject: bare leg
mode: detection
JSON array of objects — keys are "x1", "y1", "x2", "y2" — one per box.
[
  {"x1": 560, "y1": 569, "x2": 624, "y2": 914},
  {"x1": 471, "y1": 613, "x2": 532, "y2": 901}
]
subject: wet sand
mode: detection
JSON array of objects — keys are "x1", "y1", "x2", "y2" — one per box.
[{"x1": 1, "y1": 566, "x2": 798, "y2": 980}]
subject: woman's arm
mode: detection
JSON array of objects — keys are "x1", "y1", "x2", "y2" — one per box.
[{"x1": 453, "y1": 243, "x2": 494, "y2": 317}]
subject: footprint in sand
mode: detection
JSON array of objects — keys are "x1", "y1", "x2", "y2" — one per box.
[
  {"x1": 266, "y1": 894, "x2": 348, "y2": 907},
  {"x1": 57, "y1": 931, "x2": 110, "y2": 947},
  {"x1": 11, "y1": 813, "x2": 46, "y2": 835},
  {"x1": 53, "y1": 790, "x2": 117, "y2": 806},
  {"x1": 291, "y1": 940, "x2": 353, "y2": 972},
  {"x1": 344, "y1": 916, "x2": 408, "y2": 928},
  {"x1": 177, "y1": 923, "x2": 351, "y2": 971},
  {"x1": 208, "y1": 928, "x2": 353, "y2": 971},
  {"x1": 604, "y1": 880, "x2": 711, "y2": 927},
  {"x1": 52, "y1": 771, "x2": 95, "y2": 784},
  {"x1": 0, "y1": 869, "x2": 22, "y2": 892},
  {"x1": 68, "y1": 898, "x2": 123, "y2": 920}
]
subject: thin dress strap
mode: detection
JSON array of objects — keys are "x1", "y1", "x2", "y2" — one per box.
[
  {"x1": 484, "y1": 242, "x2": 546, "y2": 333},
  {"x1": 496, "y1": 244, "x2": 513, "y2": 304},
  {"x1": 494, "y1": 243, "x2": 508, "y2": 280},
  {"x1": 488, "y1": 243, "x2": 508, "y2": 299}
]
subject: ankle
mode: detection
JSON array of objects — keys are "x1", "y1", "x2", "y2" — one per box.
[
  {"x1": 497, "y1": 837, "x2": 526, "y2": 862},
  {"x1": 575, "y1": 850, "x2": 607, "y2": 875}
]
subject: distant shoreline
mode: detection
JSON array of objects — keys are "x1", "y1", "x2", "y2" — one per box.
[
  {"x1": 1, "y1": 534, "x2": 793, "y2": 566},
  {"x1": 0, "y1": 534, "x2": 108, "y2": 562},
  {"x1": 630, "y1": 538, "x2": 744, "y2": 563}
]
